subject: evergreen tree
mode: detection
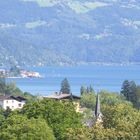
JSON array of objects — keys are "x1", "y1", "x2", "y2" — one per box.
[
  {"x1": 80, "y1": 93, "x2": 96, "y2": 109},
  {"x1": 0, "y1": 72, "x2": 6, "y2": 94},
  {"x1": 86, "y1": 87, "x2": 90, "y2": 94},
  {"x1": 80, "y1": 85, "x2": 86, "y2": 95},
  {"x1": 121, "y1": 80, "x2": 131, "y2": 100},
  {"x1": 135, "y1": 86, "x2": 140, "y2": 109},
  {"x1": 60, "y1": 78, "x2": 71, "y2": 94},
  {"x1": 129, "y1": 81, "x2": 137, "y2": 104},
  {"x1": 121, "y1": 80, "x2": 137, "y2": 105},
  {"x1": 89, "y1": 85, "x2": 94, "y2": 93}
]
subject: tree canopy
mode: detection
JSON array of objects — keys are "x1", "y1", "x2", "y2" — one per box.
[
  {"x1": 121, "y1": 80, "x2": 140, "y2": 109},
  {"x1": 22, "y1": 99, "x2": 82, "y2": 140},
  {"x1": 60, "y1": 78, "x2": 71, "y2": 94},
  {"x1": 0, "y1": 115, "x2": 55, "y2": 140},
  {"x1": 68, "y1": 90, "x2": 140, "y2": 140}
]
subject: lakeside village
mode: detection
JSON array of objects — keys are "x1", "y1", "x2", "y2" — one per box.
[
  {"x1": 0, "y1": 66, "x2": 41, "y2": 78},
  {"x1": 0, "y1": 78, "x2": 140, "y2": 139},
  {"x1": 0, "y1": 89, "x2": 101, "y2": 126},
  {"x1": 0, "y1": 78, "x2": 102, "y2": 128}
]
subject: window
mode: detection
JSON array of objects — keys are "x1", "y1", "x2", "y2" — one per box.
[
  {"x1": 12, "y1": 100, "x2": 14, "y2": 103},
  {"x1": 6, "y1": 100, "x2": 8, "y2": 103},
  {"x1": 18, "y1": 103, "x2": 22, "y2": 107}
]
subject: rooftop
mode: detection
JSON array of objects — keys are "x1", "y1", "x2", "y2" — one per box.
[
  {"x1": 0, "y1": 95, "x2": 26, "y2": 102},
  {"x1": 43, "y1": 93, "x2": 81, "y2": 100}
]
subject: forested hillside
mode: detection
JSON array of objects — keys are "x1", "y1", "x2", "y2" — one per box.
[{"x1": 0, "y1": 0, "x2": 140, "y2": 66}]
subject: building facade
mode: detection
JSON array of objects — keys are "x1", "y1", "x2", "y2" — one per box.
[
  {"x1": 43, "y1": 93, "x2": 81, "y2": 112},
  {"x1": 0, "y1": 96, "x2": 26, "y2": 110}
]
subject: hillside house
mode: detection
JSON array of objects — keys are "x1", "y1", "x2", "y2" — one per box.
[
  {"x1": 43, "y1": 93, "x2": 81, "y2": 112},
  {"x1": 0, "y1": 95, "x2": 26, "y2": 110}
]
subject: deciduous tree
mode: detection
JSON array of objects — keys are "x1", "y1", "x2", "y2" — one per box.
[
  {"x1": 0, "y1": 115, "x2": 55, "y2": 140},
  {"x1": 22, "y1": 99, "x2": 82, "y2": 140}
]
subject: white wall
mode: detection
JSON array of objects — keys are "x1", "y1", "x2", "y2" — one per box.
[{"x1": 3, "y1": 99, "x2": 25, "y2": 110}]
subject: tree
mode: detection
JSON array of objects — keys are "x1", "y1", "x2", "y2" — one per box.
[
  {"x1": 134, "y1": 86, "x2": 140, "y2": 109},
  {"x1": 80, "y1": 85, "x2": 95, "y2": 96},
  {"x1": 80, "y1": 85, "x2": 86, "y2": 95},
  {"x1": 4, "y1": 82, "x2": 17, "y2": 95},
  {"x1": 0, "y1": 73, "x2": 6, "y2": 94},
  {"x1": 80, "y1": 93, "x2": 96, "y2": 109},
  {"x1": 89, "y1": 85, "x2": 94, "y2": 93},
  {"x1": 99, "y1": 90, "x2": 127, "y2": 106},
  {"x1": 121, "y1": 80, "x2": 130, "y2": 100},
  {"x1": 129, "y1": 81, "x2": 137, "y2": 104},
  {"x1": 4, "y1": 107, "x2": 12, "y2": 118},
  {"x1": 22, "y1": 99, "x2": 82, "y2": 140},
  {"x1": 101, "y1": 103, "x2": 140, "y2": 140},
  {"x1": 121, "y1": 80, "x2": 137, "y2": 105},
  {"x1": 67, "y1": 101, "x2": 140, "y2": 140},
  {"x1": 86, "y1": 87, "x2": 90, "y2": 94},
  {"x1": 60, "y1": 78, "x2": 71, "y2": 94},
  {"x1": 0, "y1": 108, "x2": 5, "y2": 126},
  {"x1": 0, "y1": 115, "x2": 55, "y2": 140}
]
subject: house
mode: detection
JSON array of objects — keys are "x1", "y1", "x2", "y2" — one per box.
[
  {"x1": 44, "y1": 92, "x2": 81, "y2": 100},
  {"x1": 0, "y1": 95, "x2": 26, "y2": 110},
  {"x1": 43, "y1": 93, "x2": 81, "y2": 112}
]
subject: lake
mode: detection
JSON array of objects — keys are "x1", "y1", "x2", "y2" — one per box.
[{"x1": 7, "y1": 65, "x2": 140, "y2": 96}]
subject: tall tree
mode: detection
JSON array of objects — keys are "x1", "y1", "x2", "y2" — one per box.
[
  {"x1": 121, "y1": 80, "x2": 137, "y2": 105},
  {"x1": 86, "y1": 87, "x2": 90, "y2": 94},
  {"x1": 89, "y1": 85, "x2": 94, "y2": 93},
  {"x1": 80, "y1": 93, "x2": 96, "y2": 109},
  {"x1": 60, "y1": 78, "x2": 71, "y2": 94},
  {"x1": 80, "y1": 85, "x2": 86, "y2": 95},
  {"x1": 0, "y1": 72, "x2": 6, "y2": 94},
  {"x1": 129, "y1": 81, "x2": 137, "y2": 104},
  {"x1": 121, "y1": 80, "x2": 131, "y2": 100},
  {"x1": 135, "y1": 86, "x2": 140, "y2": 109}
]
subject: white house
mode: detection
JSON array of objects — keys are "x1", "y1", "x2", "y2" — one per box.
[{"x1": 0, "y1": 96, "x2": 26, "y2": 110}]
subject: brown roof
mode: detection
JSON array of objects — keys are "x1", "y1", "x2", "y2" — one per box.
[
  {"x1": 0, "y1": 95, "x2": 10, "y2": 100},
  {"x1": 44, "y1": 93, "x2": 81, "y2": 100},
  {"x1": 0, "y1": 95, "x2": 26, "y2": 102}
]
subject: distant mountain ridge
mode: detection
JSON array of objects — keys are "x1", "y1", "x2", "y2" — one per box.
[{"x1": 0, "y1": 0, "x2": 140, "y2": 66}]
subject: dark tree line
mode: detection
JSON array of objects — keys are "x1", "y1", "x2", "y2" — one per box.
[
  {"x1": 80, "y1": 85, "x2": 94, "y2": 95},
  {"x1": 121, "y1": 80, "x2": 140, "y2": 109},
  {"x1": 0, "y1": 73, "x2": 34, "y2": 101}
]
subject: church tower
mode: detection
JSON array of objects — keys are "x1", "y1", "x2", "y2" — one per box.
[{"x1": 95, "y1": 93, "x2": 102, "y2": 123}]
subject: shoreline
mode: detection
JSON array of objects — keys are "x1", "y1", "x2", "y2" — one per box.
[
  {"x1": 4, "y1": 75, "x2": 43, "y2": 79},
  {"x1": 1, "y1": 62, "x2": 140, "y2": 68}
]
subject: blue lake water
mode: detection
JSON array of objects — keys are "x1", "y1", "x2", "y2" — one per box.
[{"x1": 7, "y1": 65, "x2": 140, "y2": 96}]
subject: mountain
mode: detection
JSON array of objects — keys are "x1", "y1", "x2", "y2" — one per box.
[{"x1": 0, "y1": 0, "x2": 140, "y2": 66}]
